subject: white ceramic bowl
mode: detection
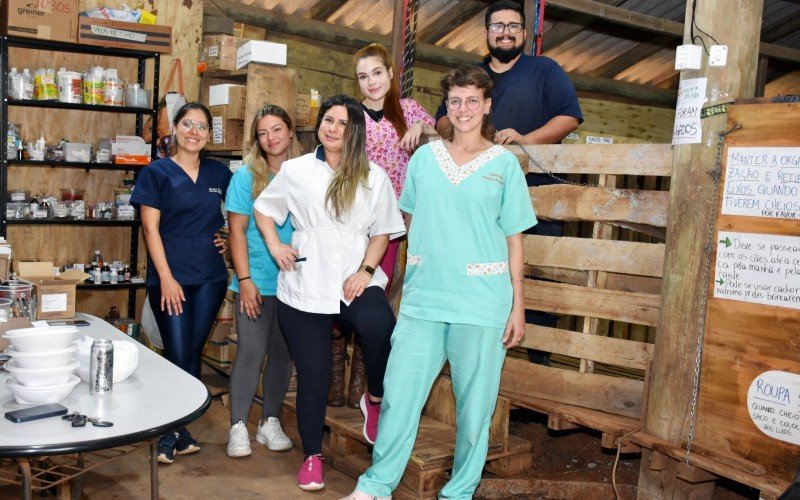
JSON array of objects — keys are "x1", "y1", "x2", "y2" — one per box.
[
  {"x1": 4, "y1": 359, "x2": 80, "y2": 387},
  {"x1": 5, "y1": 344, "x2": 77, "y2": 369},
  {"x1": 76, "y1": 338, "x2": 139, "y2": 383},
  {"x1": 3, "y1": 326, "x2": 79, "y2": 352},
  {"x1": 5, "y1": 374, "x2": 80, "y2": 405}
]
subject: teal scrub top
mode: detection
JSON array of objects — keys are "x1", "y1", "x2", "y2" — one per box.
[
  {"x1": 398, "y1": 140, "x2": 537, "y2": 328},
  {"x1": 224, "y1": 166, "x2": 293, "y2": 295}
]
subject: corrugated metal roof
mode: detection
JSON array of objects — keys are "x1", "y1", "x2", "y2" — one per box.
[{"x1": 212, "y1": 0, "x2": 800, "y2": 97}]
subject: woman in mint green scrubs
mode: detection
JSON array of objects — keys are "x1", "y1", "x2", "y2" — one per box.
[{"x1": 341, "y1": 64, "x2": 537, "y2": 500}]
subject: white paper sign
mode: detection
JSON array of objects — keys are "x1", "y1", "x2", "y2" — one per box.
[
  {"x1": 722, "y1": 147, "x2": 800, "y2": 219},
  {"x1": 40, "y1": 293, "x2": 68, "y2": 313},
  {"x1": 714, "y1": 231, "x2": 800, "y2": 310},
  {"x1": 585, "y1": 135, "x2": 613, "y2": 144},
  {"x1": 671, "y1": 78, "x2": 707, "y2": 145},
  {"x1": 212, "y1": 116, "x2": 224, "y2": 144},
  {"x1": 747, "y1": 371, "x2": 800, "y2": 445},
  {"x1": 90, "y1": 26, "x2": 147, "y2": 43}
]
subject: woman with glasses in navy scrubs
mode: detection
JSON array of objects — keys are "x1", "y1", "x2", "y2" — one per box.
[{"x1": 131, "y1": 102, "x2": 233, "y2": 465}]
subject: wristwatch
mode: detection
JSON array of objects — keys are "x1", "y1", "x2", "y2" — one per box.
[{"x1": 359, "y1": 264, "x2": 376, "y2": 276}]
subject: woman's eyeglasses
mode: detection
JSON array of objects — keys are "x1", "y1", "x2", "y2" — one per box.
[
  {"x1": 446, "y1": 97, "x2": 484, "y2": 111},
  {"x1": 178, "y1": 118, "x2": 210, "y2": 133},
  {"x1": 487, "y1": 22, "x2": 524, "y2": 34}
]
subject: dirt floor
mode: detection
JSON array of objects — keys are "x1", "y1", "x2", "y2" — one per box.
[{"x1": 0, "y1": 380, "x2": 764, "y2": 499}]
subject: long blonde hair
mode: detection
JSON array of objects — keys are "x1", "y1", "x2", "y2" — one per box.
[
  {"x1": 315, "y1": 95, "x2": 370, "y2": 222},
  {"x1": 243, "y1": 104, "x2": 300, "y2": 200}
]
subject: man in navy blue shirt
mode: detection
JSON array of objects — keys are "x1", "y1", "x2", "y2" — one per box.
[
  {"x1": 435, "y1": 0, "x2": 583, "y2": 143},
  {"x1": 436, "y1": 1, "x2": 584, "y2": 365}
]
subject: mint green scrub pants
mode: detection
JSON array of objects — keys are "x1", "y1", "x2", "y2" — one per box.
[{"x1": 356, "y1": 313, "x2": 507, "y2": 499}]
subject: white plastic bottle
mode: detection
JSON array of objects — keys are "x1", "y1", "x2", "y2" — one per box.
[
  {"x1": 21, "y1": 69, "x2": 33, "y2": 100},
  {"x1": 7, "y1": 67, "x2": 17, "y2": 98}
]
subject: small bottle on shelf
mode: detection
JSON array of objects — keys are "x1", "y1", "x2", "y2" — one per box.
[
  {"x1": 122, "y1": 264, "x2": 131, "y2": 283},
  {"x1": 101, "y1": 264, "x2": 111, "y2": 284},
  {"x1": 94, "y1": 249, "x2": 104, "y2": 269},
  {"x1": 110, "y1": 268, "x2": 118, "y2": 284}
]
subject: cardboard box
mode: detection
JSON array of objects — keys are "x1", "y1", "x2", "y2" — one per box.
[
  {"x1": 208, "y1": 84, "x2": 246, "y2": 119},
  {"x1": 295, "y1": 93, "x2": 311, "y2": 127},
  {"x1": 233, "y1": 22, "x2": 266, "y2": 40},
  {"x1": 17, "y1": 262, "x2": 88, "y2": 320},
  {"x1": 236, "y1": 40, "x2": 287, "y2": 70},
  {"x1": 78, "y1": 17, "x2": 171, "y2": 53},
  {"x1": 209, "y1": 105, "x2": 244, "y2": 151},
  {"x1": 204, "y1": 35, "x2": 248, "y2": 71},
  {"x1": 1, "y1": 0, "x2": 78, "y2": 43},
  {"x1": 202, "y1": 339, "x2": 231, "y2": 365}
]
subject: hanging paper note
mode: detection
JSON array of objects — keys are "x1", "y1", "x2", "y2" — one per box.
[
  {"x1": 713, "y1": 231, "x2": 800, "y2": 310},
  {"x1": 722, "y1": 147, "x2": 800, "y2": 219},
  {"x1": 747, "y1": 371, "x2": 800, "y2": 446},
  {"x1": 671, "y1": 78, "x2": 707, "y2": 145}
]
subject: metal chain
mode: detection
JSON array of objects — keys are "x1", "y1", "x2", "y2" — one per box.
[
  {"x1": 512, "y1": 141, "x2": 599, "y2": 187},
  {"x1": 400, "y1": 0, "x2": 418, "y2": 98},
  {"x1": 684, "y1": 123, "x2": 742, "y2": 466}
]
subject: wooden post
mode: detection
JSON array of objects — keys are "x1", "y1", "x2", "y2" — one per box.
[
  {"x1": 637, "y1": 0, "x2": 763, "y2": 498},
  {"x1": 391, "y1": 0, "x2": 406, "y2": 76}
]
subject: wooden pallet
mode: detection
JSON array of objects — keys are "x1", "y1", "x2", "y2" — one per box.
[{"x1": 277, "y1": 375, "x2": 533, "y2": 499}]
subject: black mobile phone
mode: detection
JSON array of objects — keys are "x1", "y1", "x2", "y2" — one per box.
[
  {"x1": 47, "y1": 320, "x2": 90, "y2": 327},
  {"x1": 5, "y1": 404, "x2": 68, "y2": 423}
]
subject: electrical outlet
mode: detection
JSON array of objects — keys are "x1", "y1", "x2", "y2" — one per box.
[
  {"x1": 675, "y1": 44, "x2": 702, "y2": 71},
  {"x1": 709, "y1": 45, "x2": 728, "y2": 67}
]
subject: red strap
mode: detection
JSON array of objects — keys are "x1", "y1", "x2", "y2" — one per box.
[{"x1": 163, "y1": 58, "x2": 184, "y2": 94}]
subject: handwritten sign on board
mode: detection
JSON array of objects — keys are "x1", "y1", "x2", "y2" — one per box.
[
  {"x1": 714, "y1": 231, "x2": 800, "y2": 310},
  {"x1": 747, "y1": 371, "x2": 800, "y2": 446},
  {"x1": 722, "y1": 147, "x2": 800, "y2": 219},
  {"x1": 671, "y1": 78, "x2": 706, "y2": 145}
]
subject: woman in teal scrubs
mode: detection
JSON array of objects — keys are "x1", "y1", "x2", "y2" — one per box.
[{"x1": 341, "y1": 65, "x2": 537, "y2": 500}]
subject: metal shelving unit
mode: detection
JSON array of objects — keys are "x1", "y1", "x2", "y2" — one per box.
[{"x1": 0, "y1": 35, "x2": 161, "y2": 317}]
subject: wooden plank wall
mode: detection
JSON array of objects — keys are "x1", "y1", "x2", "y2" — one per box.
[
  {"x1": 694, "y1": 103, "x2": 800, "y2": 482},
  {"x1": 501, "y1": 143, "x2": 671, "y2": 420}
]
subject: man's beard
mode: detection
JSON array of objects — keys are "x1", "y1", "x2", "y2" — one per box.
[{"x1": 489, "y1": 42, "x2": 524, "y2": 63}]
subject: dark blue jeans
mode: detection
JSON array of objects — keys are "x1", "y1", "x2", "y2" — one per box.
[{"x1": 148, "y1": 280, "x2": 228, "y2": 379}]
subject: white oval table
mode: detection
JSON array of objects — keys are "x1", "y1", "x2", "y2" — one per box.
[{"x1": 0, "y1": 313, "x2": 211, "y2": 499}]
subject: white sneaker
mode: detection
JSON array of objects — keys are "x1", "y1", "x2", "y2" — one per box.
[
  {"x1": 338, "y1": 490, "x2": 392, "y2": 500},
  {"x1": 256, "y1": 416, "x2": 293, "y2": 451},
  {"x1": 226, "y1": 421, "x2": 251, "y2": 457}
]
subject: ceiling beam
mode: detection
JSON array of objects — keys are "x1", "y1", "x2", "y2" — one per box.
[
  {"x1": 210, "y1": 0, "x2": 678, "y2": 106},
  {"x1": 417, "y1": 1, "x2": 487, "y2": 45},
  {"x1": 547, "y1": 0, "x2": 800, "y2": 63},
  {"x1": 762, "y1": 15, "x2": 800, "y2": 44},
  {"x1": 307, "y1": 0, "x2": 351, "y2": 21},
  {"x1": 589, "y1": 34, "x2": 673, "y2": 79},
  {"x1": 541, "y1": 0, "x2": 627, "y2": 53}
]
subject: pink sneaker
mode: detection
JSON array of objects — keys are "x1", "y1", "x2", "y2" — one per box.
[
  {"x1": 360, "y1": 393, "x2": 381, "y2": 444},
  {"x1": 297, "y1": 454, "x2": 324, "y2": 490}
]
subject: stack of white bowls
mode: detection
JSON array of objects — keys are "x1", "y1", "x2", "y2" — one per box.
[{"x1": 3, "y1": 326, "x2": 81, "y2": 405}]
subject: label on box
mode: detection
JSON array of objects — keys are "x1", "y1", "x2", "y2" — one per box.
[
  {"x1": 212, "y1": 116, "x2": 224, "y2": 144},
  {"x1": 208, "y1": 45, "x2": 220, "y2": 57},
  {"x1": 40, "y1": 293, "x2": 68, "y2": 313},
  {"x1": 90, "y1": 25, "x2": 147, "y2": 43}
]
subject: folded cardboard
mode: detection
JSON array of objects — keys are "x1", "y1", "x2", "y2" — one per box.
[
  {"x1": 1, "y1": 0, "x2": 79, "y2": 43},
  {"x1": 17, "y1": 262, "x2": 89, "y2": 320},
  {"x1": 204, "y1": 35, "x2": 248, "y2": 71},
  {"x1": 78, "y1": 17, "x2": 171, "y2": 53},
  {"x1": 236, "y1": 40, "x2": 287, "y2": 70},
  {"x1": 232, "y1": 22, "x2": 266, "y2": 40},
  {"x1": 112, "y1": 135, "x2": 150, "y2": 156}
]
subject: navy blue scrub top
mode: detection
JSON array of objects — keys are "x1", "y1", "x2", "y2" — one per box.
[{"x1": 131, "y1": 157, "x2": 232, "y2": 286}]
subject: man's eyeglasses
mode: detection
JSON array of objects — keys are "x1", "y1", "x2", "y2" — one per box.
[
  {"x1": 178, "y1": 118, "x2": 210, "y2": 133},
  {"x1": 487, "y1": 22, "x2": 524, "y2": 34},
  {"x1": 446, "y1": 97, "x2": 484, "y2": 111}
]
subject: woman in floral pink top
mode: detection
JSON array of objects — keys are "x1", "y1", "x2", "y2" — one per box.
[{"x1": 353, "y1": 43, "x2": 436, "y2": 287}]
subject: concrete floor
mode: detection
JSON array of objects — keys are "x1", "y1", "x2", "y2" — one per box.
[{"x1": 0, "y1": 397, "x2": 357, "y2": 499}]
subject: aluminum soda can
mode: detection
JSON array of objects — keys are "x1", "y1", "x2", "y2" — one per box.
[{"x1": 90, "y1": 339, "x2": 114, "y2": 394}]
